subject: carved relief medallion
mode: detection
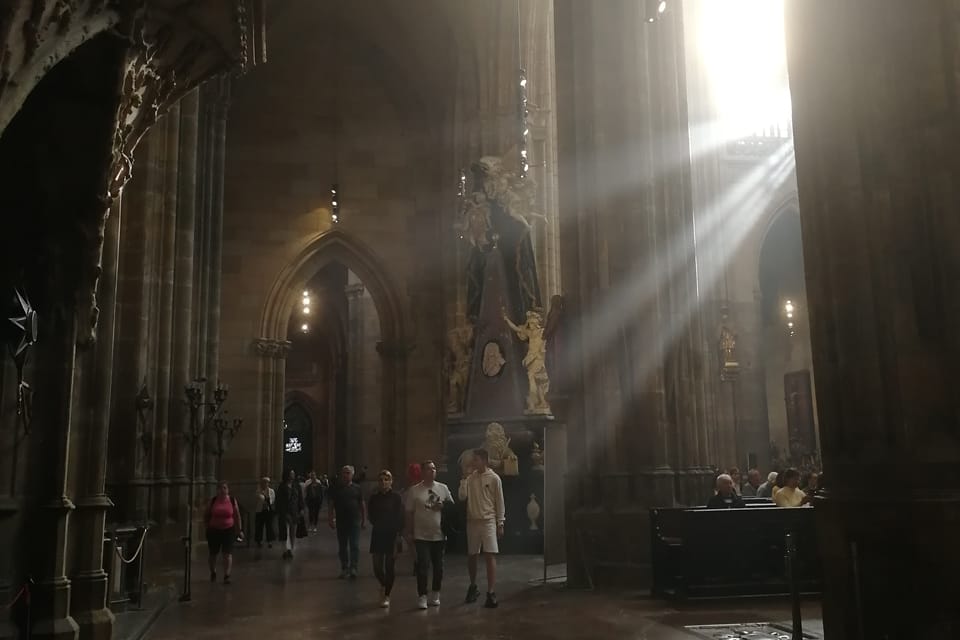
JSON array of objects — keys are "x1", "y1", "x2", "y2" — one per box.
[{"x1": 481, "y1": 341, "x2": 506, "y2": 377}]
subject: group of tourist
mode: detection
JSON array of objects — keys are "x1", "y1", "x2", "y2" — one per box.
[
  {"x1": 203, "y1": 448, "x2": 506, "y2": 611},
  {"x1": 707, "y1": 466, "x2": 820, "y2": 509}
]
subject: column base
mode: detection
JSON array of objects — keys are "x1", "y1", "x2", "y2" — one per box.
[
  {"x1": 70, "y1": 570, "x2": 115, "y2": 640},
  {"x1": 72, "y1": 607, "x2": 114, "y2": 640},
  {"x1": 817, "y1": 492, "x2": 960, "y2": 640},
  {"x1": 30, "y1": 616, "x2": 79, "y2": 640}
]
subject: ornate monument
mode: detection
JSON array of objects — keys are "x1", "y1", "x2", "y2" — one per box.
[{"x1": 444, "y1": 151, "x2": 559, "y2": 555}]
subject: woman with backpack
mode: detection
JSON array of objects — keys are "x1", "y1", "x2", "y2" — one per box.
[{"x1": 206, "y1": 481, "x2": 243, "y2": 584}]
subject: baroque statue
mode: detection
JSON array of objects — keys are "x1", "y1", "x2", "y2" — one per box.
[
  {"x1": 445, "y1": 324, "x2": 473, "y2": 414},
  {"x1": 457, "y1": 422, "x2": 519, "y2": 478},
  {"x1": 503, "y1": 308, "x2": 551, "y2": 415},
  {"x1": 530, "y1": 441, "x2": 544, "y2": 471},
  {"x1": 460, "y1": 155, "x2": 544, "y2": 323}
]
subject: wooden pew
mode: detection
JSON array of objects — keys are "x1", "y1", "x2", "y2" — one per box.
[{"x1": 650, "y1": 505, "x2": 821, "y2": 598}]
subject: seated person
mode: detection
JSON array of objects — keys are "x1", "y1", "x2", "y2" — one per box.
[
  {"x1": 756, "y1": 471, "x2": 778, "y2": 498},
  {"x1": 742, "y1": 468, "x2": 762, "y2": 497},
  {"x1": 706, "y1": 474, "x2": 745, "y2": 509},
  {"x1": 773, "y1": 468, "x2": 810, "y2": 507}
]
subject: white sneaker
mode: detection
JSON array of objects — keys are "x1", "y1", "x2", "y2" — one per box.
[
  {"x1": 417, "y1": 595, "x2": 428, "y2": 610},
  {"x1": 428, "y1": 591, "x2": 440, "y2": 607},
  {"x1": 380, "y1": 597, "x2": 390, "y2": 608}
]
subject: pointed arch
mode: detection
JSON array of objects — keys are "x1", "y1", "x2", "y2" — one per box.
[
  {"x1": 256, "y1": 229, "x2": 408, "y2": 476},
  {"x1": 259, "y1": 229, "x2": 405, "y2": 344}
]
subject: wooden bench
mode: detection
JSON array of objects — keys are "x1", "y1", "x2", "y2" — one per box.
[{"x1": 650, "y1": 505, "x2": 821, "y2": 598}]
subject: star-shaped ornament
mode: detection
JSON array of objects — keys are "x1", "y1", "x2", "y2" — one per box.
[{"x1": 5, "y1": 289, "x2": 38, "y2": 363}]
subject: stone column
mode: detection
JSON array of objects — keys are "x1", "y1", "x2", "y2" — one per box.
[
  {"x1": 66, "y1": 197, "x2": 122, "y2": 640},
  {"x1": 198, "y1": 78, "x2": 230, "y2": 488},
  {"x1": 150, "y1": 107, "x2": 181, "y2": 524},
  {"x1": 785, "y1": 2, "x2": 960, "y2": 637},
  {"x1": 553, "y1": 0, "x2": 713, "y2": 586},
  {"x1": 375, "y1": 341, "x2": 413, "y2": 474},
  {"x1": 169, "y1": 89, "x2": 199, "y2": 502},
  {"x1": 254, "y1": 339, "x2": 291, "y2": 478},
  {"x1": 344, "y1": 281, "x2": 365, "y2": 466}
]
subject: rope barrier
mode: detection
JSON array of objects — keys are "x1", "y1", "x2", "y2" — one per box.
[
  {"x1": 4, "y1": 582, "x2": 29, "y2": 609},
  {"x1": 114, "y1": 528, "x2": 149, "y2": 565}
]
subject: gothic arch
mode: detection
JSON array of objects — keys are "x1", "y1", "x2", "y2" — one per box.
[
  {"x1": 257, "y1": 229, "x2": 408, "y2": 475},
  {"x1": 755, "y1": 194, "x2": 801, "y2": 284}
]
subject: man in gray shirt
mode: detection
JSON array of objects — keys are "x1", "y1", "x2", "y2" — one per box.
[
  {"x1": 742, "y1": 469, "x2": 762, "y2": 497},
  {"x1": 756, "y1": 471, "x2": 778, "y2": 498}
]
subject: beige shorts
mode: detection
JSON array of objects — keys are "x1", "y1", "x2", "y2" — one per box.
[{"x1": 466, "y1": 519, "x2": 499, "y2": 555}]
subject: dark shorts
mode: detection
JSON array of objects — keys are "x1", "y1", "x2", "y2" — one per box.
[{"x1": 207, "y1": 527, "x2": 235, "y2": 555}]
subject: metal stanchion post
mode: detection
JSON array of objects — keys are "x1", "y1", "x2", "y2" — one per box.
[{"x1": 785, "y1": 531, "x2": 803, "y2": 640}]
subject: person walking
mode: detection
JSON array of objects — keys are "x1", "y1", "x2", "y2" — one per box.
[
  {"x1": 405, "y1": 459, "x2": 454, "y2": 610},
  {"x1": 276, "y1": 469, "x2": 304, "y2": 560},
  {"x1": 368, "y1": 470, "x2": 404, "y2": 607},
  {"x1": 205, "y1": 482, "x2": 242, "y2": 584},
  {"x1": 328, "y1": 465, "x2": 366, "y2": 578},
  {"x1": 253, "y1": 476, "x2": 276, "y2": 548},
  {"x1": 304, "y1": 471, "x2": 324, "y2": 533},
  {"x1": 459, "y1": 448, "x2": 505, "y2": 609}
]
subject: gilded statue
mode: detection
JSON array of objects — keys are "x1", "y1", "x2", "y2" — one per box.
[
  {"x1": 445, "y1": 325, "x2": 473, "y2": 414},
  {"x1": 476, "y1": 156, "x2": 545, "y2": 230},
  {"x1": 458, "y1": 422, "x2": 519, "y2": 477},
  {"x1": 503, "y1": 307, "x2": 551, "y2": 415},
  {"x1": 719, "y1": 325, "x2": 739, "y2": 366}
]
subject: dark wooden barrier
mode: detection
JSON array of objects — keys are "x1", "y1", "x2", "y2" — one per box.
[{"x1": 650, "y1": 505, "x2": 821, "y2": 598}]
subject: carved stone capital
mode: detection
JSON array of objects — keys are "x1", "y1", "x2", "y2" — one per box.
[
  {"x1": 253, "y1": 337, "x2": 292, "y2": 359},
  {"x1": 344, "y1": 283, "x2": 365, "y2": 299},
  {"x1": 53, "y1": 0, "x2": 266, "y2": 346}
]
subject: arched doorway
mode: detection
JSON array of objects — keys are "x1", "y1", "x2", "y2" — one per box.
[
  {"x1": 758, "y1": 208, "x2": 819, "y2": 469},
  {"x1": 282, "y1": 401, "x2": 314, "y2": 474},
  {"x1": 258, "y1": 230, "x2": 406, "y2": 481}
]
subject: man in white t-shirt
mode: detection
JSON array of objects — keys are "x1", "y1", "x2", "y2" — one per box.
[
  {"x1": 458, "y1": 448, "x2": 505, "y2": 609},
  {"x1": 404, "y1": 459, "x2": 453, "y2": 610}
]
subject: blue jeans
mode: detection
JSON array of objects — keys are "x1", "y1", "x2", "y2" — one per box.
[{"x1": 336, "y1": 522, "x2": 360, "y2": 570}]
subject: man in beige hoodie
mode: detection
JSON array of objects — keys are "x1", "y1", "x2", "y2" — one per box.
[{"x1": 458, "y1": 448, "x2": 505, "y2": 608}]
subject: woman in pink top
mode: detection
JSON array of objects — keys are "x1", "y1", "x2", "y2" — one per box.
[{"x1": 205, "y1": 482, "x2": 242, "y2": 584}]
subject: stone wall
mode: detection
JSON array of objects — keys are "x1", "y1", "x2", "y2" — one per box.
[{"x1": 216, "y1": 3, "x2": 447, "y2": 487}]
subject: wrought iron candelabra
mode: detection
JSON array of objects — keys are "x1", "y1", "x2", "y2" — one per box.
[
  {"x1": 179, "y1": 378, "x2": 229, "y2": 602},
  {"x1": 211, "y1": 415, "x2": 243, "y2": 480}
]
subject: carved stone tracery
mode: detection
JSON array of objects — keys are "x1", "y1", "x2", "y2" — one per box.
[
  {"x1": 253, "y1": 337, "x2": 292, "y2": 360},
  {"x1": 0, "y1": 1, "x2": 266, "y2": 346}
]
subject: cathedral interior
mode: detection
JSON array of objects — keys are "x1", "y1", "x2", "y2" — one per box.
[{"x1": 0, "y1": 1, "x2": 958, "y2": 639}]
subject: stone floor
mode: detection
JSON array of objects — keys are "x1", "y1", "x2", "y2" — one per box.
[{"x1": 145, "y1": 529, "x2": 823, "y2": 639}]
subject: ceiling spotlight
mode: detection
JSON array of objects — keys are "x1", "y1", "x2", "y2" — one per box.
[
  {"x1": 301, "y1": 323, "x2": 309, "y2": 333},
  {"x1": 303, "y1": 307, "x2": 310, "y2": 315},
  {"x1": 646, "y1": 0, "x2": 666, "y2": 22}
]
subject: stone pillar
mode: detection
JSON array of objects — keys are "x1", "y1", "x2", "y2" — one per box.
[
  {"x1": 198, "y1": 78, "x2": 230, "y2": 488},
  {"x1": 553, "y1": 0, "x2": 714, "y2": 586},
  {"x1": 785, "y1": 2, "x2": 960, "y2": 637},
  {"x1": 169, "y1": 89, "x2": 199, "y2": 499},
  {"x1": 24, "y1": 322, "x2": 80, "y2": 640},
  {"x1": 344, "y1": 280, "x2": 365, "y2": 466},
  {"x1": 150, "y1": 107, "x2": 181, "y2": 524},
  {"x1": 253, "y1": 339, "x2": 291, "y2": 477},
  {"x1": 66, "y1": 198, "x2": 122, "y2": 640}
]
